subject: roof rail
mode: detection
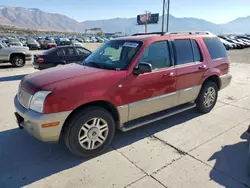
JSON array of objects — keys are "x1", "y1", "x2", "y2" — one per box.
[
  {"x1": 165, "y1": 31, "x2": 212, "y2": 35},
  {"x1": 131, "y1": 31, "x2": 212, "y2": 37},
  {"x1": 132, "y1": 32, "x2": 166, "y2": 36}
]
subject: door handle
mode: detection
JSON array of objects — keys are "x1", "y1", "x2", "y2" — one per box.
[
  {"x1": 163, "y1": 72, "x2": 174, "y2": 77},
  {"x1": 198, "y1": 65, "x2": 207, "y2": 70}
]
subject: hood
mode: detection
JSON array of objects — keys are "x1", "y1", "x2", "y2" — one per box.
[
  {"x1": 22, "y1": 64, "x2": 111, "y2": 93},
  {"x1": 4, "y1": 46, "x2": 29, "y2": 52}
]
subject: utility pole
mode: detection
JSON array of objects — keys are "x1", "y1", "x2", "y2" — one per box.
[
  {"x1": 166, "y1": 0, "x2": 170, "y2": 32},
  {"x1": 162, "y1": 0, "x2": 166, "y2": 33},
  {"x1": 145, "y1": 11, "x2": 148, "y2": 34}
]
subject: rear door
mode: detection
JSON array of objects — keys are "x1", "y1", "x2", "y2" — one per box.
[
  {"x1": 64, "y1": 47, "x2": 78, "y2": 64},
  {"x1": 173, "y1": 38, "x2": 207, "y2": 105},
  {"x1": 75, "y1": 47, "x2": 91, "y2": 61}
]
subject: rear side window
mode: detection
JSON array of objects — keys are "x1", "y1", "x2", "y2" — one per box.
[
  {"x1": 203, "y1": 37, "x2": 227, "y2": 60},
  {"x1": 76, "y1": 47, "x2": 91, "y2": 55},
  {"x1": 191, "y1": 39, "x2": 202, "y2": 62},
  {"x1": 174, "y1": 39, "x2": 193, "y2": 65}
]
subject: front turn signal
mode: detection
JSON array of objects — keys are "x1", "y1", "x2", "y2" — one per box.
[{"x1": 42, "y1": 122, "x2": 60, "y2": 128}]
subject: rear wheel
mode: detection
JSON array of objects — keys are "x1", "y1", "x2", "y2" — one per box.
[
  {"x1": 11, "y1": 55, "x2": 25, "y2": 67},
  {"x1": 195, "y1": 81, "x2": 218, "y2": 113},
  {"x1": 64, "y1": 107, "x2": 115, "y2": 158}
]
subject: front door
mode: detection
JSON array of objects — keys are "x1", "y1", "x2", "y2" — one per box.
[
  {"x1": 173, "y1": 38, "x2": 207, "y2": 105},
  {"x1": 121, "y1": 41, "x2": 177, "y2": 121}
]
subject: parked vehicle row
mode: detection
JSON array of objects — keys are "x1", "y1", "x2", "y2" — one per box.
[
  {"x1": 0, "y1": 35, "x2": 111, "y2": 51},
  {"x1": 218, "y1": 35, "x2": 250, "y2": 50}
]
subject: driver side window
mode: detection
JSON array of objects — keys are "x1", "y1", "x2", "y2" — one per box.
[{"x1": 138, "y1": 41, "x2": 171, "y2": 70}]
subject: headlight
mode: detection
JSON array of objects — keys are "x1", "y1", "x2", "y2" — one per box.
[{"x1": 29, "y1": 91, "x2": 51, "y2": 113}]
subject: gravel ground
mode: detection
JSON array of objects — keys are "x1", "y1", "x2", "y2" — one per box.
[{"x1": 228, "y1": 48, "x2": 250, "y2": 64}]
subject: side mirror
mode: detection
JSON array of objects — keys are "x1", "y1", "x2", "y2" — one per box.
[{"x1": 133, "y1": 62, "x2": 152, "y2": 75}]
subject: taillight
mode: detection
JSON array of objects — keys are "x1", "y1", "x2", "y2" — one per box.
[{"x1": 37, "y1": 57, "x2": 44, "y2": 63}]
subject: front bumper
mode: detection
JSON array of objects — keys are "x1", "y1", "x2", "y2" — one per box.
[
  {"x1": 14, "y1": 95, "x2": 71, "y2": 142},
  {"x1": 220, "y1": 74, "x2": 232, "y2": 90}
]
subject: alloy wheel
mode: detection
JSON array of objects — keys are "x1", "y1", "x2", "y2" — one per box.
[{"x1": 78, "y1": 118, "x2": 109, "y2": 150}]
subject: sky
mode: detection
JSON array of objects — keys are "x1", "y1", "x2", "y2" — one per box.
[{"x1": 1, "y1": 0, "x2": 250, "y2": 24}]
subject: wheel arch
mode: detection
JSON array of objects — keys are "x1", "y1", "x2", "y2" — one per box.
[
  {"x1": 203, "y1": 75, "x2": 221, "y2": 90},
  {"x1": 9, "y1": 53, "x2": 25, "y2": 62},
  {"x1": 61, "y1": 100, "x2": 120, "y2": 136}
]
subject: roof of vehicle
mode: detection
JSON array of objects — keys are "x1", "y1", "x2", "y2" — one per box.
[{"x1": 116, "y1": 31, "x2": 216, "y2": 42}]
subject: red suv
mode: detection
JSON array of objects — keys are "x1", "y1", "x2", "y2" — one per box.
[{"x1": 14, "y1": 31, "x2": 232, "y2": 157}]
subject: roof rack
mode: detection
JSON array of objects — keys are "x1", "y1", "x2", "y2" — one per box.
[
  {"x1": 166, "y1": 31, "x2": 212, "y2": 35},
  {"x1": 131, "y1": 31, "x2": 212, "y2": 37},
  {"x1": 132, "y1": 32, "x2": 166, "y2": 36}
]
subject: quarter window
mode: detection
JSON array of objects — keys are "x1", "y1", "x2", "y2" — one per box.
[
  {"x1": 139, "y1": 41, "x2": 171, "y2": 70},
  {"x1": 203, "y1": 37, "x2": 227, "y2": 60},
  {"x1": 76, "y1": 47, "x2": 91, "y2": 55},
  {"x1": 174, "y1": 39, "x2": 194, "y2": 65}
]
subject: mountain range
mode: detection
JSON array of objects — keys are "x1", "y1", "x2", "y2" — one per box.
[{"x1": 0, "y1": 5, "x2": 249, "y2": 34}]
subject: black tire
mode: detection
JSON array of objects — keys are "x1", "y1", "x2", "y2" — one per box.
[
  {"x1": 195, "y1": 81, "x2": 218, "y2": 113},
  {"x1": 64, "y1": 107, "x2": 115, "y2": 158},
  {"x1": 11, "y1": 55, "x2": 25, "y2": 67}
]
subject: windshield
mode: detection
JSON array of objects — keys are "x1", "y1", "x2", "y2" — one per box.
[
  {"x1": 8, "y1": 38, "x2": 19, "y2": 43},
  {"x1": 28, "y1": 39, "x2": 36, "y2": 43},
  {"x1": 83, "y1": 40, "x2": 142, "y2": 70}
]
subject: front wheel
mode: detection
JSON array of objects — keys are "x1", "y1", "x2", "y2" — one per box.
[
  {"x1": 195, "y1": 81, "x2": 218, "y2": 113},
  {"x1": 11, "y1": 55, "x2": 25, "y2": 67},
  {"x1": 64, "y1": 107, "x2": 115, "y2": 158}
]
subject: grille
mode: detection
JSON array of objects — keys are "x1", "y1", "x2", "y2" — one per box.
[{"x1": 18, "y1": 88, "x2": 32, "y2": 109}]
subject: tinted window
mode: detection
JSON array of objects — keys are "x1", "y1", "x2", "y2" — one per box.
[
  {"x1": 191, "y1": 39, "x2": 202, "y2": 62},
  {"x1": 139, "y1": 41, "x2": 171, "y2": 70},
  {"x1": 203, "y1": 37, "x2": 227, "y2": 60},
  {"x1": 57, "y1": 48, "x2": 65, "y2": 56},
  {"x1": 174, "y1": 39, "x2": 194, "y2": 65},
  {"x1": 76, "y1": 47, "x2": 91, "y2": 55},
  {"x1": 64, "y1": 47, "x2": 77, "y2": 56}
]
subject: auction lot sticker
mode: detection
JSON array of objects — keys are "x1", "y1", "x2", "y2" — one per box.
[{"x1": 123, "y1": 42, "x2": 139, "y2": 48}]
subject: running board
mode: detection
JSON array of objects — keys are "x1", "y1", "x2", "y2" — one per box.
[{"x1": 120, "y1": 103, "x2": 196, "y2": 132}]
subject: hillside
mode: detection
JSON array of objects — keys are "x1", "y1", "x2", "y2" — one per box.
[{"x1": 0, "y1": 5, "x2": 249, "y2": 34}]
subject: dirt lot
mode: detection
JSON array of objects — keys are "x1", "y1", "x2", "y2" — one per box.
[{"x1": 0, "y1": 48, "x2": 250, "y2": 188}]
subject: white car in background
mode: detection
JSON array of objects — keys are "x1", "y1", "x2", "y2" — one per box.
[
  {"x1": 71, "y1": 40, "x2": 83, "y2": 47},
  {"x1": 8, "y1": 42, "x2": 23, "y2": 47},
  {"x1": 90, "y1": 37, "x2": 97, "y2": 43},
  {"x1": 83, "y1": 37, "x2": 91, "y2": 43}
]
